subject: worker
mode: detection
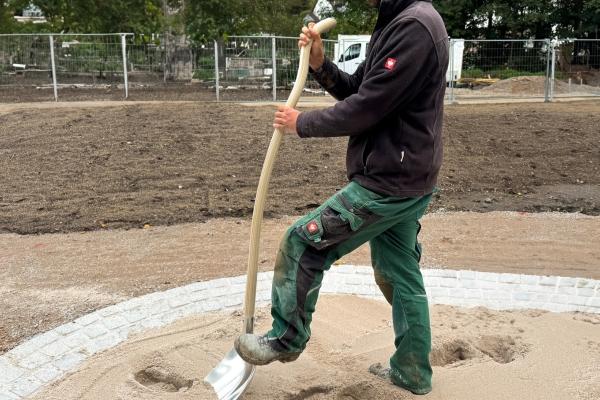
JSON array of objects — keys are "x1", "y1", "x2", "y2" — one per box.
[{"x1": 235, "y1": 0, "x2": 448, "y2": 395}]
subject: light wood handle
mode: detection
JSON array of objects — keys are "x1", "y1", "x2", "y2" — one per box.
[{"x1": 244, "y1": 18, "x2": 337, "y2": 333}]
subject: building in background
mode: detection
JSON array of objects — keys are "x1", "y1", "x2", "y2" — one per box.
[{"x1": 14, "y1": 4, "x2": 46, "y2": 24}]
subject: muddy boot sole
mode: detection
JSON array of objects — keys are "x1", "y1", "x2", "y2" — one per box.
[
  {"x1": 234, "y1": 336, "x2": 301, "y2": 366},
  {"x1": 368, "y1": 362, "x2": 431, "y2": 395}
]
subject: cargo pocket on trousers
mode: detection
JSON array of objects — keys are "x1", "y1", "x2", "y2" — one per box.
[{"x1": 296, "y1": 194, "x2": 364, "y2": 250}]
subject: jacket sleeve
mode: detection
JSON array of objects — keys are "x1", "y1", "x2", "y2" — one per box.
[
  {"x1": 297, "y1": 19, "x2": 437, "y2": 138},
  {"x1": 311, "y1": 58, "x2": 366, "y2": 100}
]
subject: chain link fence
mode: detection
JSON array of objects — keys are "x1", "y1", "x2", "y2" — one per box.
[{"x1": 1, "y1": 33, "x2": 599, "y2": 103}]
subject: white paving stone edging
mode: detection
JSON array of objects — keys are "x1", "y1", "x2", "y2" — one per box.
[{"x1": 1, "y1": 266, "x2": 599, "y2": 399}]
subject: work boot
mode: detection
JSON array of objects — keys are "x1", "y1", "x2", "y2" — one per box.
[
  {"x1": 234, "y1": 334, "x2": 301, "y2": 366},
  {"x1": 368, "y1": 362, "x2": 431, "y2": 395},
  {"x1": 369, "y1": 362, "x2": 392, "y2": 379}
]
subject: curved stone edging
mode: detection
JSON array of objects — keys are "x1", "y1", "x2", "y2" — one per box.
[{"x1": 0, "y1": 266, "x2": 598, "y2": 399}]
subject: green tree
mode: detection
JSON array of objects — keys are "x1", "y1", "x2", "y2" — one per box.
[
  {"x1": 582, "y1": 0, "x2": 600, "y2": 38},
  {"x1": 327, "y1": 0, "x2": 377, "y2": 35},
  {"x1": 2, "y1": 0, "x2": 598, "y2": 40},
  {"x1": 30, "y1": 0, "x2": 163, "y2": 33},
  {"x1": 435, "y1": 0, "x2": 554, "y2": 39},
  {"x1": 554, "y1": 0, "x2": 600, "y2": 37},
  {"x1": 434, "y1": 0, "x2": 481, "y2": 38},
  {"x1": 1, "y1": 1, "x2": 16, "y2": 33},
  {"x1": 480, "y1": 0, "x2": 553, "y2": 39},
  {"x1": 182, "y1": 0, "x2": 313, "y2": 41}
]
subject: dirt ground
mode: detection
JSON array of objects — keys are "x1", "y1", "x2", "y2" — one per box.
[
  {"x1": 1, "y1": 100, "x2": 599, "y2": 358},
  {"x1": 0, "y1": 85, "x2": 296, "y2": 103},
  {"x1": 1, "y1": 212, "x2": 599, "y2": 355},
  {"x1": 480, "y1": 76, "x2": 600, "y2": 96},
  {"x1": 0, "y1": 101, "x2": 599, "y2": 235}
]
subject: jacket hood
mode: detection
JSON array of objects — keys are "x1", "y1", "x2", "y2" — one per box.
[{"x1": 375, "y1": 0, "x2": 432, "y2": 30}]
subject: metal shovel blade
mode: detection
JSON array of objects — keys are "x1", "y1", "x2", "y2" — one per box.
[{"x1": 204, "y1": 348, "x2": 256, "y2": 399}]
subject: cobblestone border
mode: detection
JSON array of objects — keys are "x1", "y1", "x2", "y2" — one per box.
[{"x1": 1, "y1": 266, "x2": 599, "y2": 399}]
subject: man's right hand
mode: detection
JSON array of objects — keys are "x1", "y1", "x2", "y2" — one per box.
[{"x1": 298, "y1": 22, "x2": 325, "y2": 71}]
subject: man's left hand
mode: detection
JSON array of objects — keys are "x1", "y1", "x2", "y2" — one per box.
[{"x1": 273, "y1": 105, "x2": 300, "y2": 135}]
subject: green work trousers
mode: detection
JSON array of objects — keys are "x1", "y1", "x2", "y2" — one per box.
[{"x1": 268, "y1": 181, "x2": 433, "y2": 394}]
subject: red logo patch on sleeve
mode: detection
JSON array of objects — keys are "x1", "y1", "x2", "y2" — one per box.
[
  {"x1": 384, "y1": 58, "x2": 397, "y2": 71},
  {"x1": 307, "y1": 221, "x2": 319, "y2": 234}
]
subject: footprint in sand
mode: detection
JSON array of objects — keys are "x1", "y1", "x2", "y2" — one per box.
[
  {"x1": 134, "y1": 366, "x2": 194, "y2": 393},
  {"x1": 475, "y1": 335, "x2": 528, "y2": 364},
  {"x1": 587, "y1": 341, "x2": 600, "y2": 353},
  {"x1": 431, "y1": 335, "x2": 528, "y2": 366},
  {"x1": 430, "y1": 338, "x2": 479, "y2": 366},
  {"x1": 336, "y1": 381, "x2": 410, "y2": 400},
  {"x1": 573, "y1": 313, "x2": 600, "y2": 325}
]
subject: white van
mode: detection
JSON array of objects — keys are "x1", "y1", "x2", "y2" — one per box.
[
  {"x1": 334, "y1": 35, "x2": 371, "y2": 75},
  {"x1": 334, "y1": 35, "x2": 465, "y2": 82}
]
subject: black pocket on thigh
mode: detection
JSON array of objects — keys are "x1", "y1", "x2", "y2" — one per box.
[{"x1": 296, "y1": 195, "x2": 363, "y2": 250}]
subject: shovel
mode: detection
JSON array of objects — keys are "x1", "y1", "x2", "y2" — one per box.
[{"x1": 204, "y1": 17, "x2": 337, "y2": 400}]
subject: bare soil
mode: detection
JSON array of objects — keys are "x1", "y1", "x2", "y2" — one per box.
[
  {"x1": 481, "y1": 75, "x2": 600, "y2": 96},
  {"x1": 0, "y1": 85, "x2": 295, "y2": 103},
  {"x1": 1, "y1": 100, "x2": 599, "y2": 356},
  {"x1": 1, "y1": 212, "x2": 599, "y2": 355},
  {"x1": 0, "y1": 101, "x2": 599, "y2": 235}
]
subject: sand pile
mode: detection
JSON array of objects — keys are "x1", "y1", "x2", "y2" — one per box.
[
  {"x1": 481, "y1": 76, "x2": 600, "y2": 95},
  {"x1": 33, "y1": 295, "x2": 600, "y2": 400}
]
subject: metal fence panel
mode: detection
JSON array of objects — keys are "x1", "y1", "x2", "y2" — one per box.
[
  {"x1": 0, "y1": 34, "x2": 54, "y2": 101},
  {"x1": 0, "y1": 33, "x2": 131, "y2": 101},
  {"x1": 450, "y1": 39, "x2": 552, "y2": 101},
  {"x1": 553, "y1": 39, "x2": 600, "y2": 98},
  {"x1": 0, "y1": 34, "x2": 53, "y2": 86},
  {"x1": 217, "y1": 36, "x2": 274, "y2": 101},
  {"x1": 272, "y1": 37, "x2": 337, "y2": 94},
  {"x1": 52, "y1": 34, "x2": 125, "y2": 86},
  {"x1": 1, "y1": 33, "x2": 600, "y2": 103},
  {"x1": 127, "y1": 41, "x2": 166, "y2": 83},
  {"x1": 205, "y1": 36, "x2": 338, "y2": 101}
]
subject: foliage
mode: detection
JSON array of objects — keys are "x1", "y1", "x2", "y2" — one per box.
[
  {"x1": 435, "y1": 0, "x2": 599, "y2": 39},
  {"x1": 0, "y1": 0, "x2": 598, "y2": 41},
  {"x1": 182, "y1": 0, "x2": 313, "y2": 42},
  {"x1": 192, "y1": 68, "x2": 215, "y2": 80},
  {"x1": 553, "y1": 0, "x2": 600, "y2": 37},
  {"x1": 1, "y1": 0, "x2": 17, "y2": 33},
  {"x1": 321, "y1": 0, "x2": 378, "y2": 36},
  {"x1": 24, "y1": 0, "x2": 163, "y2": 33}
]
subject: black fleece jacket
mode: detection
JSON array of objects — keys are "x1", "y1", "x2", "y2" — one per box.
[{"x1": 296, "y1": 0, "x2": 448, "y2": 197}]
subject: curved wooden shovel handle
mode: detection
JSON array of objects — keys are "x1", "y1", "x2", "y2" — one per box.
[{"x1": 244, "y1": 18, "x2": 337, "y2": 333}]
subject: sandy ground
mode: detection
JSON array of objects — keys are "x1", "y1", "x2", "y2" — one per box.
[
  {"x1": 1, "y1": 211, "x2": 599, "y2": 356},
  {"x1": 32, "y1": 295, "x2": 600, "y2": 400},
  {"x1": 1, "y1": 98, "x2": 598, "y2": 397}
]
